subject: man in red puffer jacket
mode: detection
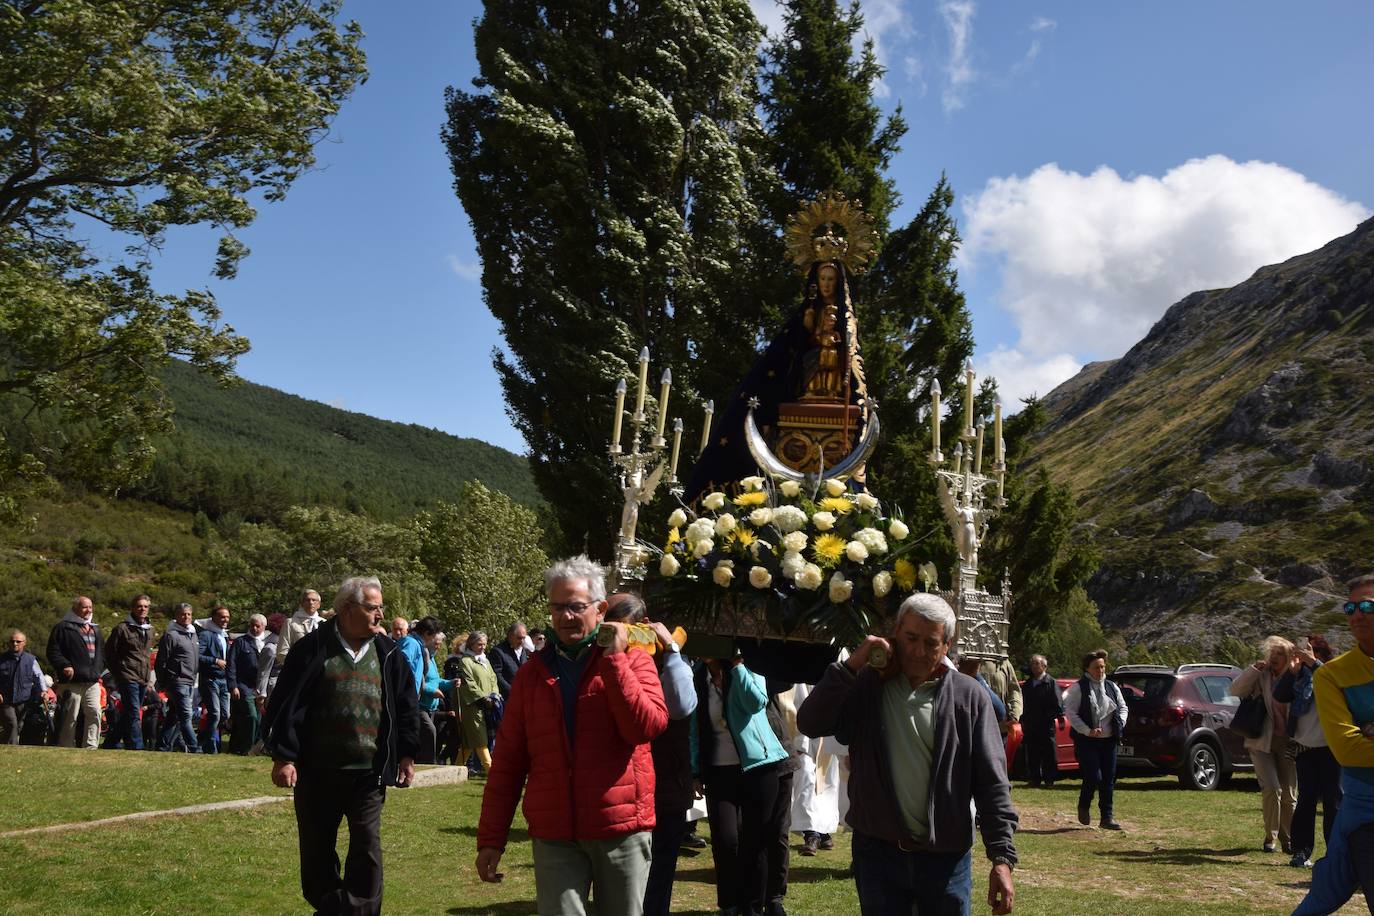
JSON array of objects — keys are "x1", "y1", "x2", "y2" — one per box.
[{"x1": 476, "y1": 555, "x2": 667, "y2": 915}]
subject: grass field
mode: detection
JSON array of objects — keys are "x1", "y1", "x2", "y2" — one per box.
[{"x1": 0, "y1": 746, "x2": 1364, "y2": 914}]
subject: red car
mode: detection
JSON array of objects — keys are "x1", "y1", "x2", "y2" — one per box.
[{"x1": 1005, "y1": 677, "x2": 1079, "y2": 777}]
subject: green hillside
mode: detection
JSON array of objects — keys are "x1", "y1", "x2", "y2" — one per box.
[{"x1": 128, "y1": 360, "x2": 538, "y2": 521}]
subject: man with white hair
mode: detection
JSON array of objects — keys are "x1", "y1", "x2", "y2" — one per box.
[
  {"x1": 278, "y1": 588, "x2": 323, "y2": 667},
  {"x1": 1020, "y1": 654, "x2": 1064, "y2": 788},
  {"x1": 797, "y1": 593, "x2": 1018, "y2": 915},
  {"x1": 47, "y1": 595, "x2": 104, "y2": 748},
  {"x1": 264, "y1": 575, "x2": 420, "y2": 916},
  {"x1": 476, "y1": 555, "x2": 668, "y2": 915},
  {"x1": 227, "y1": 613, "x2": 269, "y2": 754}
]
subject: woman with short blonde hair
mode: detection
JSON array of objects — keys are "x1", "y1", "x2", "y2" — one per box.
[{"x1": 1230, "y1": 635, "x2": 1299, "y2": 852}]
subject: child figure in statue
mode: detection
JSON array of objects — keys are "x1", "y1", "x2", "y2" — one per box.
[{"x1": 802, "y1": 261, "x2": 845, "y2": 400}]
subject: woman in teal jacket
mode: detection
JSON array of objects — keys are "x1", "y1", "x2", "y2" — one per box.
[{"x1": 695, "y1": 655, "x2": 790, "y2": 916}]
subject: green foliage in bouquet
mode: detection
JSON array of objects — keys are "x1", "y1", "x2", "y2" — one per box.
[{"x1": 644, "y1": 475, "x2": 931, "y2": 647}]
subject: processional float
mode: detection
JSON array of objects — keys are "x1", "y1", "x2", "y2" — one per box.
[{"x1": 603, "y1": 191, "x2": 1012, "y2": 675}]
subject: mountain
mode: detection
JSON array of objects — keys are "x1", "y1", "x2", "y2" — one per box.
[
  {"x1": 129, "y1": 361, "x2": 539, "y2": 520},
  {"x1": 1027, "y1": 218, "x2": 1374, "y2": 652}
]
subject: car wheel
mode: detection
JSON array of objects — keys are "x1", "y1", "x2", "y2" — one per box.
[{"x1": 1179, "y1": 741, "x2": 1220, "y2": 790}]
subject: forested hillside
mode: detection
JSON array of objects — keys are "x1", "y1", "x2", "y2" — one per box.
[{"x1": 127, "y1": 361, "x2": 538, "y2": 521}]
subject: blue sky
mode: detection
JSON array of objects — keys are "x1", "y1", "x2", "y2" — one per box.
[{"x1": 146, "y1": 0, "x2": 1374, "y2": 454}]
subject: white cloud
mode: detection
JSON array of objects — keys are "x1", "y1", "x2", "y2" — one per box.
[
  {"x1": 975, "y1": 347, "x2": 1082, "y2": 410},
  {"x1": 963, "y1": 155, "x2": 1370, "y2": 372},
  {"x1": 1015, "y1": 16, "x2": 1055, "y2": 74},
  {"x1": 940, "y1": 1, "x2": 976, "y2": 112},
  {"x1": 1029, "y1": 16, "x2": 1056, "y2": 32},
  {"x1": 860, "y1": 0, "x2": 917, "y2": 98},
  {"x1": 445, "y1": 254, "x2": 481, "y2": 282}
]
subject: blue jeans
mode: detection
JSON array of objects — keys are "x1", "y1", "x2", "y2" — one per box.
[
  {"x1": 158, "y1": 681, "x2": 198, "y2": 752},
  {"x1": 114, "y1": 681, "x2": 144, "y2": 749},
  {"x1": 1074, "y1": 734, "x2": 1118, "y2": 821},
  {"x1": 851, "y1": 832, "x2": 972, "y2": 916},
  {"x1": 199, "y1": 678, "x2": 229, "y2": 753}
]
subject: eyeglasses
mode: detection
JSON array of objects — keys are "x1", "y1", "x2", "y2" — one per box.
[
  {"x1": 360, "y1": 602, "x2": 385, "y2": 613},
  {"x1": 549, "y1": 601, "x2": 597, "y2": 615},
  {"x1": 9, "y1": 639, "x2": 24, "y2": 644},
  {"x1": 1344, "y1": 599, "x2": 1374, "y2": 616}
]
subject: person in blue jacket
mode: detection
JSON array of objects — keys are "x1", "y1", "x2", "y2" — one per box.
[
  {"x1": 196, "y1": 605, "x2": 232, "y2": 754},
  {"x1": 695, "y1": 650, "x2": 791, "y2": 916},
  {"x1": 396, "y1": 615, "x2": 453, "y2": 764}
]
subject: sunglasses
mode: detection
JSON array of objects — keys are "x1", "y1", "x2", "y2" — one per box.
[{"x1": 1344, "y1": 600, "x2": 1374, "y2": 616}]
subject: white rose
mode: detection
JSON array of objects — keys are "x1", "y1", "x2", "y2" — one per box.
[
  {"x1": 693, "y1": 538, "x2": 715, "y2": 558},
  {"x1": 872, "y1": 570, "x2": 893, "y2": 598},
  {"x1": 779, "y1": 480, "x2": 801, "y2": 498},
  {"x1": 795, "y1": 563, "x2": 824, "y2": 590},
  {"x1": 772, "y1": 505, "x2": 808, "y2": 533},
  {"x1": 888, "y1": 518, "x2": 909, "y2": 540},
  {"x1": 740, "y1": 475, "x2": 765, "y2": 492},
  {"x1": 660, "y1": 553, "x2": 681, "y2": 577},
  {"x1": 749, "y1": 566, "x2": 773, "y2": 589},
  {"x1": 749, "y1": 507, "x2": 773, "y2": 527},
  {"x1": 845, "y1": 540, "x2": 869, "y2": 562},
  {"x1": 667, "y1": 508, "x2": 688, "y2": 529},
  {"x1": 824, "y1": 478, "x2": 846, "y2": 497},
  {"x1": 714, "y1": 513, "x2": 737, "y2": 535},
  {"x1": 828, "y1": 571, "x2": 853, "y2": 603},
  {"x1": 703, "y1": 491, "x2": 726, "y2": 511},
  {"x1": 712, "y1": 564, "x2": 734, "y2": 587},
  {"x1": 812, "y1": 511, "x2": 835, "y2": 531},
  {"x1": 781, "y1": 531, "x2": 808, "y2": 553},
  {"x1": 854, "y1": 527, "x2": 888, "y2": 555},
  {"x1": 780, "y1": 551, "x2": 806, "y2": 580},
  {"x1": 855, "y1": 492, "x2": 879, "y2": 511}
]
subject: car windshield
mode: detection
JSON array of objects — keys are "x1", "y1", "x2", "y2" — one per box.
[{"x1": 1111, "y1": 674, "x2": 1174, "y2": 704}]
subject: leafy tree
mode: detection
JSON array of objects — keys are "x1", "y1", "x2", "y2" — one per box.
[
  {"x1": 413, "y1": 482, "x2": 550, "y2": 636},
  {"x1": 0, "y1": 1, "x2": 366, "y2": 520},
  {"x1": 444, "y1": 0, "x2": 778, "y2": 560},
  {"x1": 208, "y1": 506, "x2": 435, "y2": 618}
]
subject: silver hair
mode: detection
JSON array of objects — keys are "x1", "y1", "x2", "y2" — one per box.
[
  {"x1": 249, "y1": 613, "x2": 267, "y2": 627},
  {"x1": 334, "y1": 576, "x2": 382, "y2": 614},
  {"x1": 1348, "y1": 573, "x2": 1374, "y2": 593},
  {"x1": 543, "y1": 555, "x2": 607, "y2": 603},
  {"x1": 506, "y1": 621, "x2": 526, "y2": 638},
  {"x1": 467, "y1": 630, "x2": 488, "y2": 649},
  {"x1": 894, "y1": 592, "x2": 957, "y2": 643},
  {"x1": 300, "y1": 588, "x2": 320, "y2": 605},
  {"x1": 176, "y1": 603, "x2": 193, "y2": 614},
  {"x1": 1030, "y1": 654, "x2": 1048, "y2": 667}
]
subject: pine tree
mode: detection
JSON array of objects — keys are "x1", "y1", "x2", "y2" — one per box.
[{"x1": 443, "y1": 0, "x2": 776, "y2": 558}]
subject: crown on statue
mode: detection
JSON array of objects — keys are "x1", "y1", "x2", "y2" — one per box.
[{"x1": 784, "y1": 190, "x2": 878, "y2": 275}]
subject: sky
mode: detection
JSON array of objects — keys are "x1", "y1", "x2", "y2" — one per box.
[{"x1": 145, "y1": 1, "x2": 1374, "y2": 454}]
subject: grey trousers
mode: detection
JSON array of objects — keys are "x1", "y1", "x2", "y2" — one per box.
[
  {"x1": 56, "y1": 682, "x2": 102, "y2": 749},
  {"x1": 531, "y1": 832, "x2": 653, "y2": 916}
]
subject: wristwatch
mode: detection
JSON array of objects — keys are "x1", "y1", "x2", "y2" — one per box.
[{"x1": 991, "y1": 855, "x2": 1015, "y2": 871}]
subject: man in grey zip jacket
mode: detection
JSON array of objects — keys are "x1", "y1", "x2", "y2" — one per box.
[{"x1": 797, "y1": 593, "x2": 1018, "y2": 915}]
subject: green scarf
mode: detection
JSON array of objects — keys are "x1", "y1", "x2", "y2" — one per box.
[{"x1": 553, "y1": 625, "x2": 600, "y2": 661}]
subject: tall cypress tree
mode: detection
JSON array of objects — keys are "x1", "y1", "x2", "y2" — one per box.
[{"x1": 444, "y1": 0, "x2": 776, "y2": 558}]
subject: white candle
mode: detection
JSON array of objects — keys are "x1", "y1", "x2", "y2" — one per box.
[
  {"x1": 633, "y1": 346, "x2": 650, "y2": 418},
  {"x1": 993, "y1": 394, "x2": 1003, "y2": 466},
  {"x1": 963, "y1": 359, "x2": 975, "y2": 435},
  {"x1": 974, "y1": 422, "x2": 985, "y2": 475},
  {"x1": 698, "y1": 399, "x2": 714, "y2": 456},
  {"x1": 655, "y1": 368, "x2": 671, "y2": 439},
  {"x1": 611, "y1": 379, "x2": 627, "y2": 451},
  {"x1": 930, "y1": 379, "x2": 942, "y2": 459},
  {"x1": 669, "y1": 418, "x2": 683, "y2": 480},
  {"x1": 953, "y1": 441, "x2": 964, "y2": 475}
]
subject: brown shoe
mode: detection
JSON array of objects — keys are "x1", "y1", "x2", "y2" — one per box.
[{"x1": 799, "y1": 834, "x2": 818, "y2": 856}]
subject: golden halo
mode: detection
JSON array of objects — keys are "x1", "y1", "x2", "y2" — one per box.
[{"x1": 784, "y1": 190, "x2": 878, "y2": 275}]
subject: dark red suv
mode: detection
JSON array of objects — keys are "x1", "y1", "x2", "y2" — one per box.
[{"x1": 1109, "y1": 664, "x2": 1254, "y2": 790}]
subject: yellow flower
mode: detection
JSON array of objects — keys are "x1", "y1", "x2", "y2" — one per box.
[
  {"x1": 811, "y1": 533, "x2": 846, "y2": 567},
  {"x1": 894, "y1": 558, "x2": 917, "y2": 590},
  {"x1": 731, "y1": 527, "x2": 758, "y2": 550},
  {"x1": 818, "y1": 496, "x2": 853, "y2": 515},
  {"x1": 666, "y1": 526, "x2": 682, "y2": 548},
  {"x1": 733, "y1": 491, "x2": 768, "y2": 508}
]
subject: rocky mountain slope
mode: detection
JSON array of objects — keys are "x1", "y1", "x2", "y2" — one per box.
[{"x1": 1029, "y1": 218, "x2": 1374, "y2": 652}]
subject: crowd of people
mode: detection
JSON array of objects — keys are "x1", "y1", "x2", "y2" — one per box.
[{"x1": 2, "y1": 568, "x2": 1372, "y2": 916}]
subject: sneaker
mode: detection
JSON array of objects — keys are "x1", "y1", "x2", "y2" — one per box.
[
  {"x1": 1289, "y1": 851, "x2": 1312, "y2": 868},
  {"x1": 1077, "y1": 803, "x2": 1090, "y2": 826},
  {"x1": 818, "y1": 833, "x2": 835, "y2": 850}
]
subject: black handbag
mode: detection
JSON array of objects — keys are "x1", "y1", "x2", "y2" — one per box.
[{"x1": 1231, "y1": 692, "x2": 1267, "y2": 738}]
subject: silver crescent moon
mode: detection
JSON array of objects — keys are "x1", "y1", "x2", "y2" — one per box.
[{"x1": 743, "y1": 405, "x2": 880, "y2": 483}]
